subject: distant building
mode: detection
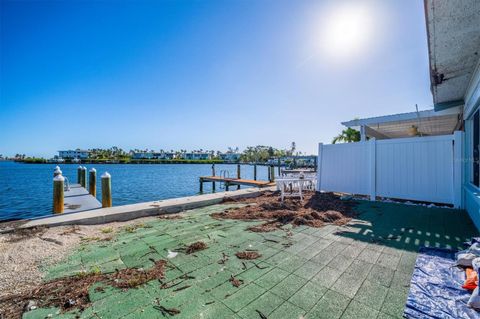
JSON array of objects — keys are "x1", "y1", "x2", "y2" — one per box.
[
  {"x1": 182, "y1": 152, "x2": 212, "y2": 160},
  {"x1": 132, "y1": 152, "x2": 176, "y2": 160},
  {"x1": 219, "y1": 152, "x2": 241, "y2": 162},
  {"x1": 58, "y1": 149, "x2": 89, "y2": 159},
  {"x1": 268, "y1": 155, "x2": 317, "y2": 167}
]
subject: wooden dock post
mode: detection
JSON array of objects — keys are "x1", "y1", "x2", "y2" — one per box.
[
  {"x1": 225, "y1": 182, "x2": 229, "y2": 191},
  {"x1": 77, "y1": 166, "x2": 82, "y2": 184},
  {"x1": 269, "y1": 165, "x2": 275, "y2": 182},
  {"x1": 53, "y1": 175, "x2": 64, "y2": 213},
  {"x1": 53, "y1": 166, "x2": 62, "y2": 177},
  {"x1": 211, "y1": 165, "x2": 215, "y2": 192},
  {"x1": 253, "y1": 164, "x2": 257, "y2": 180},
  {"x1": 199, "y1": 177, "x2": 204, "y2": 193},
  {"x1": 101, "y1": 172, "x2": 112, "y2": 208},
  {"x1": 89, "y1": 168, "x2": 96, "y2": 197},
  {"x1": 81, "y1": 166, "x2": 87, "y2": 188},
  {"x1": 277, "y1": 159, "x2": 281, "y2": 175},
  {"x1": 236, "y1": 164, "x2": 241, "y2": 189}
]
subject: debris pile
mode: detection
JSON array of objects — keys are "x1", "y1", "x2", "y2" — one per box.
[
  {"x1": 212, "y1": 191, "x2": 356, "y2": 231},
  {"x1": 0, "y1": 260, "x2": 167, "y2": 319},
  {"x1": 185, "y1": 241, "x2": 208, "y2": 254},
  {"x1": 236, "y1": 251, "x2": 262, "y2": 260}
]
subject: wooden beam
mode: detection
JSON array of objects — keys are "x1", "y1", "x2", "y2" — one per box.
[{"x1": 364, "y1": 126, "x2": 390, "y2": 140}]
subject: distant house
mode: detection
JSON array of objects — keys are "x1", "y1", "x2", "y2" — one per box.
[
  {"x1": 219, "y1": 153, "x2": 241, "y2": 162},
  {"x1": 58, "y1": 149, "x2": 89, "y2": 159},
  {"x1": 268, "y1": 156, "x2": 316, "y2": 166},
  {"x1": 132, "y1": 152, "x2": 176, "y2": 160},
  {"x1": 182, "y1": 152, "x2": 212, "y2": 160}
]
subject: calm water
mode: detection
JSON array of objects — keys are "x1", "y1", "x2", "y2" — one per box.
[{"x1": 0, "y1": 161, "x2": 271, "y2": 221}]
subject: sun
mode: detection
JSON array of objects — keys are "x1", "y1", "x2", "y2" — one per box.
[{"x1": 318, "y1": 2, "x2": 376, "y2": 63}]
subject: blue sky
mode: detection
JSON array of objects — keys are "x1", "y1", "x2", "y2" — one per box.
[{"x1": 0, "y1": 0, "x2": 433, "y2": 158}]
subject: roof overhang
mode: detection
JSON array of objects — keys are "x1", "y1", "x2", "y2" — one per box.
[
  {"x1": 342, "y1": 107, "x2": 462, "y2": 139},
  {"x1": 424, "y1": 0, "x2": 480, "y2": 110}
]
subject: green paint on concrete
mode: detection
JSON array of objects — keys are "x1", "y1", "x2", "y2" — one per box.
[{"x1": 29, "y1": 200, "x2": 477, "y2": 319}]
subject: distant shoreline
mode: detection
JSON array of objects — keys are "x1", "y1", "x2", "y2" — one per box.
[{"x1": 8, "y1": 159, "x2": 283, "y2": 166}]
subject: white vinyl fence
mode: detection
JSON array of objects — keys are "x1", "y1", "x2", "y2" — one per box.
[{"x1": 317, "y1": 132, "x2": 463, "y2": 207}]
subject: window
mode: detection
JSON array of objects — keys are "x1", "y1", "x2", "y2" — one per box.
[{"x1": 473, "y1": 110, "x2": 479, "y2": 187}]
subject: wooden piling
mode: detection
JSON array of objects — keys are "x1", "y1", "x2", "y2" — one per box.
[
  {"x1": 89, "y1": 168, "x2": 96, "y2": 197},
  {"x1": 277, "y1": 159, "x2": 281, "y2": 175},
  {"x1": 199, "y1": 177, "x2": 204, "y2": 193},
  {"x1": 253, "y1": 164, "x2": 257, "y2": 180},
  {"x1": 269, "y1": 165, "x2": 275, "y2": 182},
  {"x1": 225, "y1": 182, "x2": 229, "y2": 191},
  {"x1": 53, "y1": 166, "x2": 62, "y2": 177},
  {"x1": 212, "y1": 164, "x2": 216, "y2": 176},
  {"x1": 77, "y1": 166, "x2": 82, "y2": 184},
  {"x1": 236, "y1": 164, "x2": 241, "y2": 189},
  {"x1": 101, "y1": 172, "x2": 112, "y2": 208},
  {"x1": 81, "y1": 166, "x2": 87, "y2": 188},
  {"x1": 53, "y1": 175, "x2": 64, "y2": 213}
]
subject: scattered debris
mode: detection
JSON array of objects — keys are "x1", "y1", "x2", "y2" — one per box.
[
  {"x1": 0, "y1": 260, "x2": 167, "y2": 319},
  {"x1": 172, "y1": 285, "x2": 190, "y2": 292},
  {"x1": 100, "y1": 227, "x2": 113, "y2": 234},
  {"x1": 185, "y1": 241, "x2": 207, "y2": 254},
  {"x1": 60, "y1": 226, "x2": 81, "y2": 236},
  {"x1": 39, "y1": 237, "x2": 63, "y2": 246},
  {"x1": 5, "y1": 227, "x2": 47, "y2": 243},
  {"x1": 167, "y1": 250, "x2": 178, "y2": 259},
  {"x1": 236, "y1": 251, "x2": 261, "y2": 260},
  {"x1": 213, "y1": 192, "x2": 356, "y2": 232},
  {"x1": 158, "y1": 214, "x2": 183, "y2": 220},
  {"x1": 229, "y1": 275, "x2": 244, "y2": 287},
  {"x1": 154, "y1": 305, "x2": 181, "y2": 316},
  {"x1": 218, "y1": 252, "x2": 229, "y2": 265},
  {"x1": 255, "y1": 309, "x2": 268, "y2": 319}
]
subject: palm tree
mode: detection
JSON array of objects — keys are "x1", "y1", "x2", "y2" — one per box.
[{"x1": 332, "y1": 128, "x2": 361, "y2": 144}]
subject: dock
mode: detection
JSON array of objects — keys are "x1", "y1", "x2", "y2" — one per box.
[
  {"x1": 199, "y1": 176, "x2": 275, "y2": 192},
  {"x1": 62, "y1": 183, "x2": 101, "y2": 213}
]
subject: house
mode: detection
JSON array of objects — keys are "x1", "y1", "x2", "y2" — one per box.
[
  {"x1": 316, "y1": 0, "x2": 480, "y2": 229},
  {"x1": 58, "y1": 149, "x2": 90, "y2": 159},
  {"x1": 182, "y1": 152, "x2": 212, "y2": 160},
  {"x1": 132, "y1": 152, "x2": 176, "y2": 160},
  {"x1": 219, "y1": 152, "x2": 241, "y2": 162}
]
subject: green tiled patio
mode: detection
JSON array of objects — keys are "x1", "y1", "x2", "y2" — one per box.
[{"x1": 26, "y1": 200, "x2": 478, "y2": 319}]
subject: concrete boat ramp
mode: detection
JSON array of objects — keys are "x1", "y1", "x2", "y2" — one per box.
[{"x1": 21, "y1": 186, "x2": 274, "y2": 228}]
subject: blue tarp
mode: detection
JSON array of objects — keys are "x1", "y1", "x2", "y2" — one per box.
[{"x1": 404, "y1": 247, "x2": 480, "y2": 319}]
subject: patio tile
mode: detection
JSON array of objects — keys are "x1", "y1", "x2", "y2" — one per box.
[
  {"x1": 340, "y1": 300, "x2": 378, "y2": 319},
  {"x1": 288, "y1": 281, "x2": 327, "y2": 311},
  {"x1": 353, "y1": 279, "x2": 388, "y2": 310},
  {"x1": 330, "y1": 270, "x2": 365, "y2": 298},
  {"x1": 293, "y1": 260, "x2": 323, "y2": 280},
  {"x1": 311, "y1": 266, "x2": 344, "y2": 288},
  {"x1": 236, "y1": 291, "x2": 284, "y2": 318},
  {"x1": 270, "y1": 274, "x2": 308, "y2": 300},
  {"x1": 345, "y1": 259, "x2": 374, "y2": 280},
  {"x1": 380, "y1": 287, "x2": 409, "y2": 318},
  {"x1": 269, "y1": 301, "x2": 306, "y2": 319},
  {"x1": 376, "y1": 252, "x2": 400, "y2": 270},
  {"x1": 357, "y1": 248, "x2": 381, "y2": 264},
  {"x1": 327, "y1": 254, "x2": 355, "y2": 273},
  {"x1": 222, "y1": 283, "x2": 266, "y2": 312},
  {"x1": 306, "y1": 290, "x2": 351, "y2": 319},
  {"x1": 367, "y1": 264, "x2": 395, "y2": 287},
  {"x1": 255, "y1": 267, "x2": 290, "y2": 290}
]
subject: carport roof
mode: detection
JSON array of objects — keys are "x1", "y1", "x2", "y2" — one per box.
[{"x1": 342, "y1": 107, "x2": 461, "y2": 139}]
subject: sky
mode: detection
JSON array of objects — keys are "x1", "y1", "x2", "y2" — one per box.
[{"x1": 0, "y1": 0, "x2": 433, "y2": 158}]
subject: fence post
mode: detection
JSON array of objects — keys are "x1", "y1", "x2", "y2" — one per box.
[
  {"x1": 269, "y1": 165, "x2": 275, "y2": 182},
  {"x1": 53, "y1": 175, "x2": 64, "y2": 213},
  {"x1": 453, "y1": 131, "x2": 464, "y2": 208},
  {"x1": 101, "y1": 172, "x2": 112, "y2": 208},
  {"x1": 317, "y1": 143, "x2": 323, "y2": 192},
  {"x1": 368, "y1": 138, "x2": 376, "y2": 201},
  {"x1": 89, "y1": 168, "x2": 97, "y2": 197}
]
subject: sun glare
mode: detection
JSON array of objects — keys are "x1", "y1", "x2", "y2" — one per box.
[{"x1": 318, "y1": 2, "x2": 376, "y2": 64}]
